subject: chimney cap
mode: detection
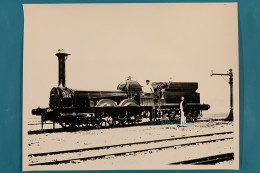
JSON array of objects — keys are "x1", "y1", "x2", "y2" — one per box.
[
  {"x1": 55, "y1": 49, "x2": 71, "y2": 56},
  {"x1": 55, "y1": 52, "x2": 71, "y2": 56}
]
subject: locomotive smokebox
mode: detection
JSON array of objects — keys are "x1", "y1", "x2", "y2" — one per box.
[{"x1": 55, "y1": 51, "x2": 71, "y2": 87}]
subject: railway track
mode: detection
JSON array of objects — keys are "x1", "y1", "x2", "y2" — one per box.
[
  {"x1": 28, "y1": 131, "x2": 233, "y2": 166},
  {"x1": 27, "y1": 121, "x2": 152, "y2": 135},
  {"x1": 28, "y1": 119, "x2": 229, "y2": 135},
  {"x1": 170, "y1": 152, "x2": 234, "y2": 165}
]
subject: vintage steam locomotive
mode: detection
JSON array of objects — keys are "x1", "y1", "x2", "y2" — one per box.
[{"x1": 32, "y1": 52, "x2": 210, "y2": 129}]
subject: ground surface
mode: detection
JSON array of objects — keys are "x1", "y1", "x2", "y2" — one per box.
[{"x1": 25, "y1": 116, "x2": 235, "y2": 170}]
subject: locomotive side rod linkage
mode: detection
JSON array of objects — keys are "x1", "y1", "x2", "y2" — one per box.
[{"x1": 210, "y1": 69, "x2": 233, "y2": 121}]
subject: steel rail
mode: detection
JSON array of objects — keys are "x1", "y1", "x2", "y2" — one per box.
[
  {"x1": 28, "y1": 119, "x2": 229, "y2": 135},
  {"x1": 170, "y1": 152, "x2": 234, "y2": 165}
]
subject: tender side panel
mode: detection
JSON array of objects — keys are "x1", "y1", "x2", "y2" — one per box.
[{"x1": 165, "y1": 91, "x2": 200, "y2": 103}]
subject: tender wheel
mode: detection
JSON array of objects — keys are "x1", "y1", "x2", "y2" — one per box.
[
  {"x1": 93, "y1": 117, "x2": 102, "y2": 129},
  {"x1": 111, "y1": 117, "x2": 120, "y2": 127},
  {"x1": 59, "y1": 121, "x2": 74, "y2": 128},
  {"x1": 81, "y1": 122, "x2": 88, "y2": 128},
  {"x1": 105, "y1": 116, "x2": 115, "y2": 127}
]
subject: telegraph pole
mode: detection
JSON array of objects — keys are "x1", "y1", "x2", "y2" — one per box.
[{"x1": 210, "y1": 69, "x2": 233, "y2": 121}]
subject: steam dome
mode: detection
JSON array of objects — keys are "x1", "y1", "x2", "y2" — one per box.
[{"x1": 117, "y1": 79, "x2": 142, "y2": 92}]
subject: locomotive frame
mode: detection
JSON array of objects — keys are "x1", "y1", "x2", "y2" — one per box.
[{"x1": 32, "y1": 51, "x2": 210, "y2": 129}]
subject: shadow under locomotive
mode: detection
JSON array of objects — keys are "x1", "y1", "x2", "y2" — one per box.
[{"x1": 32, "y1": 51, "x2": 210, "y2": 129}]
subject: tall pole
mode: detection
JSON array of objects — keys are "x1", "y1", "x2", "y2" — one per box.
[
  {"x1": 210, "y1": 69, "x2": 233, "y2": 121},
  {"x1": 229, "y1": 69, "x2": 233, "y2": 121}
]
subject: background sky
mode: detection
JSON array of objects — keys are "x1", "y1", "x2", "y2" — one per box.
[{"x1": 23, "y1": 3, "x2": 239, "y2": 116}]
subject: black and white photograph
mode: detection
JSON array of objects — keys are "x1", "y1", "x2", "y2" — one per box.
[{"x1": 23, "y1": 3, "x2": 239, "y2": 171}]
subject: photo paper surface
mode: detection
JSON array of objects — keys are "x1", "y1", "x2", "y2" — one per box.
[{"x1": 23, "y1": 3, "x2": 239, "y2": 171}]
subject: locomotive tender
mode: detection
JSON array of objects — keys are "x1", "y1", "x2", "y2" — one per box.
[{"x1": 32, "y1": 51, "x2": 210, "y2": 129}]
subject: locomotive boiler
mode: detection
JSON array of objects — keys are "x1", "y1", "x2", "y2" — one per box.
[{"x1": 32, "y1": 51, "x2": 210, "y2": 129}]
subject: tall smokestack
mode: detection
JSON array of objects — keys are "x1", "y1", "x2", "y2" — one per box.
[{"x1": 55, "y1": 51, "x2": 70, "y2": 87}]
